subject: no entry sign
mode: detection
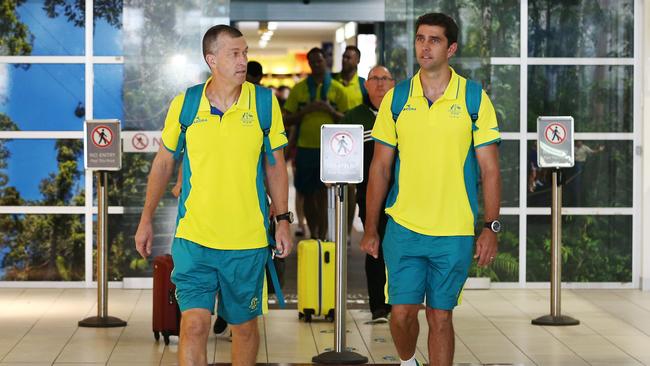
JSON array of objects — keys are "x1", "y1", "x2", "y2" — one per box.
[
  {"x1": 85, "y1": 120, "x2": 121, "y2": 171},
  {"x1": 321, "y1": 124, "x2": 363, "y2": 184},
  {"x1": 537, "y1": 116, "x2": 574, "y2": 168}
]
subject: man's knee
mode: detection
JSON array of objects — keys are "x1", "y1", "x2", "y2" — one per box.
[
  {"x1": 181, "y1": 309, "x2": 211, "y2": 339},
  {"x1": 426, "y1": 308, "x2": 453, "y2": 331},
  {"x1": 391, "y1": 304, "x2": 419, "y2": 325},
  {"x1": 231, "y1": 318, "x2": 259, "y2": 340}
]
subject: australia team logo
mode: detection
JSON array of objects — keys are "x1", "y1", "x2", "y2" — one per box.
[
  {"x1": 241, "y1": 112, "x2": 255, "y2": 125},
  {"x1": 402, "y1": 104, "x2": 416, "y2": 112},
  {"x1": 449, "y1": 103, "x2": 462, "y2": 118},
  {"x1": 249, "y1": 297, "x2": 259, "y2": 311}
]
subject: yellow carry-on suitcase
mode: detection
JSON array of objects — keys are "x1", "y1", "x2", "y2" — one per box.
[{"x1": 297, "y1": 239, "x2": 335, "y2": 322}]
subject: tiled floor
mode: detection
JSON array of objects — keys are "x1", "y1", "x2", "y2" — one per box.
[{"x1": 1, "y1": 288, "x2": 650, "y2": 365}]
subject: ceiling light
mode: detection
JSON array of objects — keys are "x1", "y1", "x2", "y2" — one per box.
[{"x1": 268, "y1": 22, "x2": 278, "y2": 31}]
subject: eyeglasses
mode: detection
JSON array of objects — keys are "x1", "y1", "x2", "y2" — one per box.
[{"x1": 368, "y1": 76, "x2": 393, "y2": 82}]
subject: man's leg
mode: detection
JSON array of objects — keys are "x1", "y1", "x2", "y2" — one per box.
[
  {"x1": 302, "y1": 191, "x2": 320, "y2": 239},
  {"x1": 426, "y1": 308, "x2": 454, "y2": 366},
  {"x1": 179, "y1": 308, "x2": 212, "y2": 366},
  {"x1": 230, "y1": 318, "x2": 259, "y2": 366},
  {"x1": 389, "y1": 304, "x2": 420, "y2": 360}
]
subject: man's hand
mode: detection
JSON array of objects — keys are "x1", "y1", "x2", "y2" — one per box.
[
  {"x1": 274, "y1": 221, "x2": 293, "y2": 259},
  {"x1": 474, "y1": 229, "x2": 498, "y2": 267},
  {"x1": 171, "y1": 183, "x2": 181, "y2": 198},
  {"x1": 360, "y1": 230, "x2": 380, "y2": 259},
  {"x1": 135, "y1": 221, "x2": 154, "y2": 259}
]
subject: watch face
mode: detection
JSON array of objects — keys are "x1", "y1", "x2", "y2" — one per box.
[
  {"x1": 491, "y1": 220, "x2": 502, "y2": 233},
  {"x1": 288, "y1": 212, "x2": 294, "y2": 223}
]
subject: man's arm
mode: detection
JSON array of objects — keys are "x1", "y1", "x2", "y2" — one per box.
[
  {"x1": 135, "y1": 146, "x2": 176, "y2": 258},
  {"x1": 474, "y1": 144, "x2": 501, "y2": 267},
  {"x1": 359, "y1": 142, "x2": 395, "y2": 258},
  {"x1": 265, "y1": 149, "x2": 293, "y2": 258}
]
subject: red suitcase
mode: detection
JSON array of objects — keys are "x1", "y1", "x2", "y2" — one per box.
[{"x1": 152, "y1": 254, "x2": 180, "y2": 345}]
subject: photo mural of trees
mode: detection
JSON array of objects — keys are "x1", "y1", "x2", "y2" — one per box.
[{"x1": 0, "y1": 0, "x2": 637, "y2": 283}]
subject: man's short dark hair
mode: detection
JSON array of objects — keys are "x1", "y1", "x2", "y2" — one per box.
[
  {"x1": 415, "y1": 13, "x2": 458, "y2": 46},
  {"x1": 247, "y1": 61, "x2": 263, "y2": 78},
  {"x1": 345, "y1": 45, "x2": 361, "y2": 59},
  {"x1": 307, "y1": 47, "x2": 325, "y2": 60},
  {"x1": 202, "y1": 25, "x2": 243, "y2": 57}
]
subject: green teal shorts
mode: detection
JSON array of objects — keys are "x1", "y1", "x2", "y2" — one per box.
[
  {"x1": 383, "y1": 218, "x2": 474, "y2": 310},
  {"x1": 171, "y1": 237, "x2": 268, "y2": 324}
]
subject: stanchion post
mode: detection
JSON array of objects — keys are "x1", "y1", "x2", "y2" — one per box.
[
  {"x1": 313, "y1": 183, "x2": 367, "y2": 364},
  {"x1": 532, "y1": 169, "x2": 579, "y2": 326}
]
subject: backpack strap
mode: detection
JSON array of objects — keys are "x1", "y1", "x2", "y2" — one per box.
[
  {"x1": 174, "y1": 83, "x2": 204, "y2": 161},
  {"x1": 266, "y1": 251, "x2": 285, "y2": 308},
  {"x1": 391, "y1": 78, "x2": 411, "y2": 122},
  {"x1": 254, "y1": 84, "x2": 276, "y2": 166},
  {"x1": 358, "y1": 76, "x2": 368, "y2": 101},
  {"x1": 465, "y1": 79, "x2": 482, "y2": 129}
]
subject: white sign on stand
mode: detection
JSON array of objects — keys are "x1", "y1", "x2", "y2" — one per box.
[
  {"x1": 85, "y1": 120, "x2": 121, "y2": 171},
  {"x1": 320, "y1": 125, "x2": 363, "y2": 184},
  {"x1": 537, "y1": 116, "x2": 575, "y2": 168}
]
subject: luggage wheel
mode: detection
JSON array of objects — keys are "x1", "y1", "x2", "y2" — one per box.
[{"x1": 153, "y1": 331, "x2": 160, "y2": 341}]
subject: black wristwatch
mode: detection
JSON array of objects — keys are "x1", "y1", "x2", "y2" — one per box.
[
  {"x1": 275, "y1": 212, "x2": 294, "y2": 224},
  {"x1": 484, "y1": 220, "x2": 502, "y2": 233}
]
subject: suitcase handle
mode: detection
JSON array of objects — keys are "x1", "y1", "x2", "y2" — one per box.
[{"x1": 324, "y1": 251, "x2": 330, "y2": 264}]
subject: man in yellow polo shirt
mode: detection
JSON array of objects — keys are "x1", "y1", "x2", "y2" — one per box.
[
  {"x1": 333, "y1": 45, "x2": 367, "y2": 108},
  {"x1": 284, "y1": 47, "x2": 349, "y2": 239},
  {"x1": 135, "y1": 25, "x2": 292, "y2": 366},
  {"x1": 360, "y1": 13, "x2": 501, "y2": 366}
]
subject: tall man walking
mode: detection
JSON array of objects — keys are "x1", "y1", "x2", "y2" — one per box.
[{"x1": 360, "y1": 13, "x2": 502, "y2": 366}]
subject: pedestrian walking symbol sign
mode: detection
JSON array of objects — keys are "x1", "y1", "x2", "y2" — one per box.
[
  {"x1": 321, "y1": 124, "x2": 363, "y2": 183},
  {"x1": 92, "y1": 126, "x2": 113, "y2": 148},
  {"x1": 331, "y1": 132, "x2": 354, "y2": 156},
  {"x1": 85, "y1": 120, "x2": 121, "y2": 171},
  {"x1": 545, "y1": 123, "x2": 566, "y2": 144},
  {"x1": 537, "y1": 116, "x2": 574, "y2": 168}
]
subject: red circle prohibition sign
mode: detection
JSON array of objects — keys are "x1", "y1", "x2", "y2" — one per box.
[
  {"x1": 91, "y1": 125, "x2": 113, "y2": 148},
  {"x1": 544, "y1": 123, "x2": 567, "y2": 145}
]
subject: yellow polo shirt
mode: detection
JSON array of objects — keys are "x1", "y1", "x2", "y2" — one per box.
[
  {"x1": 162, "y1": 80, "x2": 288, "y2": 249},
  {"x1": 334, "y1": 73, "x2": 366, "y2": 108},
  {"x1": 284, "y1": 77, "x2": 350, "y2": 148},
  {"x1": 372, "y1": 68, "x2": 500, "y2": 236}
]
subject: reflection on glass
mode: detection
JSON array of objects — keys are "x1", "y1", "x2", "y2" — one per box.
[
  {"x1": 123, "y1": 0, "x2": 229, "y2": 130},
  {"x1": 4, "y1": 1, "x2": 85, "y2": 56},
  {"x1": 2, "y1": 139, "x2": 84, "y2": 205},
  {"x1": 470, "y1": 215, "x2": 518, "y2": 282},
  {"x1": 94, "y1": 65, "x2": 123, "y2": 121},
  {"x1": 527, "y1": 140, "x2": 632, "y2": 207},
  {"x1": 528, "y1": 0, "x2": 634, "y2": 58},
  {"x1": 94, "y1": 211, "x2": 176, "y2": 280},
  {"x1": 93, "y1": 152, "x2": 178, "y2": 208},
  {"x1": 526, "y1": 215, "x2": 632, "y2": 282},
  {"x1": 0, "y1": 64, "x2": 85, "y2": 131},
  {"x1": 94, "y1": 2, "x2": 123, "y2": 56},
  {"x1": 452, "y1": 64, "x2": 519, "y2": 132},
  {"x1": 0, "y1": 214, "x2": 84, "y2": 281},
  {"x1": 414, "y1": 0, "x2": 520, "y2": 57},
  {"x1": 528, "y1": 65, "x2": 633, "y2": 132}
]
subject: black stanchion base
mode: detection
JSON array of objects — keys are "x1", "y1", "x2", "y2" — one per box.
[
  {"x1": 78, "y1": 316, "x2": 127, "y2": 328},
  {"x1": 313, "y1": 350, "x2": 368, "y2": 364},
  {"x1": 532, "y1": 314, "x2": 580, "y2": 326}
]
